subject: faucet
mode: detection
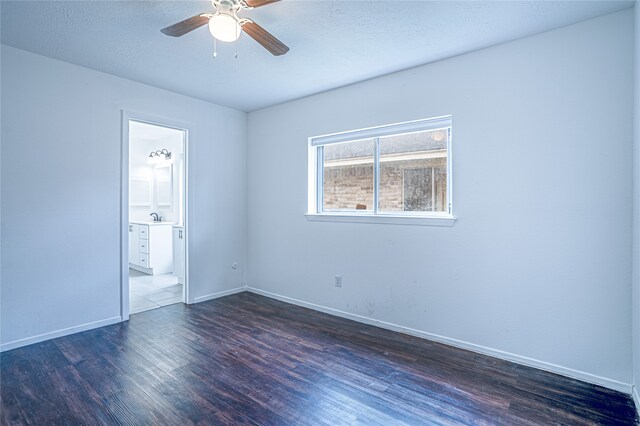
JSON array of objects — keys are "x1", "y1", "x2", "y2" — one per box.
[{"x1": 150, "y1": 213, "x2": 160, "y2": 222}]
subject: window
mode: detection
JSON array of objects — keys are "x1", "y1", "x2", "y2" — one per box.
[{"x1": 308, "y1": 116, "x2": 453, "y2": 224}]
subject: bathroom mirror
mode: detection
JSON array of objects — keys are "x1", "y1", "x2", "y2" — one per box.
[
  {"x1": 155, "y1": 164, "x2": 173, "y2": 208},
  {"x1": 130, "y1": 176, "x2": 152, "y2": 207}
]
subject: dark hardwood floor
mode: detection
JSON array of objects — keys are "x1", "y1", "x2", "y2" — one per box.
[{"x1": 1, "y1": 292, "x2": 637, "y2": 425}]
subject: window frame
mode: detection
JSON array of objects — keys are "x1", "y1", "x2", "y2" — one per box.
[{"x1": 307, "y1": 116, "x2": 455, "y2": 226}]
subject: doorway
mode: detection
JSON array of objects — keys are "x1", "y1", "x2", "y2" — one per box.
[{"x1": 121, "y1": 112, "x2": 188, "y2": 319}]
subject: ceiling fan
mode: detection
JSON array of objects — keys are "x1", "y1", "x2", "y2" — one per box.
[{"x1": 161, "y1": 0, "x2": 289, "y2": 56}]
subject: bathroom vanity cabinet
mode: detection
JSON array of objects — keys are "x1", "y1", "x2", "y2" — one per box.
[
  {"x1": 172, "y1": 226, "x2": 185, "y2": 285},
  {"x1": 129, "y1": 222, "x2": 174, "y2": 275}
]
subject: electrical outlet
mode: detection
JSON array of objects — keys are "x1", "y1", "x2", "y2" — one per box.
[{"x1": 335, "y1": 275, "x2": 343, "y2": 287}]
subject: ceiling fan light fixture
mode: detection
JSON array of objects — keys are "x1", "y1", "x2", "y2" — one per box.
[
  {"x1": 161, "y1": 0, "x2": 289, "y2": 56},
  {"x1": 208, "y1": 12, "x2": 241, "y2": 42}
]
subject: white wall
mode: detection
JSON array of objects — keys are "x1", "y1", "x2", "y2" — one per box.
[
  {"x1": 0, "y1": 45, "x2": 248, "y2": 350},
  {"x1": 247, "y1": 10, "x2": 634, "y2": 390},
  {"x1": 632, "y1": 2, "x2": 640, "y2": 408}
]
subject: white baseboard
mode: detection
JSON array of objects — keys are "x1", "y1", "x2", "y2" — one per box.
[
  {"x1": 1, "y1": 286, "x2": 246, "y2": 352},
  {"x1": 246, "y1": 287, "x2": 632, "y2": 394},
  {"x1": 0, "y1": 316, "x2": 122, "y2": 352},
  {"x1": 633, "y1": 385, "x2": 640, "y2": 417},
  {"x1": 129, "y1": 263, "x2": 152, "y2": 274},
  {"x1": 193, "y1": 286, "x2": 247, "y2": 303}
]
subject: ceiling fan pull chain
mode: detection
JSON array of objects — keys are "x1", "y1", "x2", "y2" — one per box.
[
  {"x1": 213, "y1": 37, "x2": 217, "y2": 59},
  {"x1": 235, "y1": 37, "x2": 238, "y2": 59}
]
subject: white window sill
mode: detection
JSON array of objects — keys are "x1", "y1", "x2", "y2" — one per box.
[{"x1": 305, "y1": 213, "x2": 456, "y2": 227}]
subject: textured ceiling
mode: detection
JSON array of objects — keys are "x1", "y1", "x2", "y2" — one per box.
[{"x1": 0, "y1": 0, "x2": 634, "y2": 112}]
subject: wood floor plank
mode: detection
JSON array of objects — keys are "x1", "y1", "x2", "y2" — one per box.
[{"x1": 1, "y1": 292, "x2": 637, "y2": 425}]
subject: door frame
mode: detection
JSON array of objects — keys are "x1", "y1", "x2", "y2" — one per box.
[{"x1": 120, "y1": 110, "x2": 191, "y2": 321}]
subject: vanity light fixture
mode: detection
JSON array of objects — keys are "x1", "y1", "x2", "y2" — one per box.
[{"x1": 147, "y1": 149, "x2": 172, "y2": 164}]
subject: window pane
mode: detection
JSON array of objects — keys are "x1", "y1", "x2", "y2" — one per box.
[
  {"x1": 323, "y1": 139, "x2": 374, "y2": 212},
  {"x1": 379, "y1": 129, "x2": 448, "y2": 213}
]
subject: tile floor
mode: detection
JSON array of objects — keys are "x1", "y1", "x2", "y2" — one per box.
[{"x1": 129, "y1": 269, "x2": 183, "y2": 314}]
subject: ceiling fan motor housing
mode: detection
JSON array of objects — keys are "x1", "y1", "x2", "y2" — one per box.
[{"x1": 215, "y1": 0, "x2": 241, "y2": 13}]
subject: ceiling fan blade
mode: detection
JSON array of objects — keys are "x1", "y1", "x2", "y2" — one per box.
[
  {"x1": 245, "y1": 0, "x2": 280, "y2": 8},
  {"x1": 241, "y1": 21, "x2": 289, "y2": 56},
  {"x1": 161, "y1": 14, "x2": 210, "y2": 37}
]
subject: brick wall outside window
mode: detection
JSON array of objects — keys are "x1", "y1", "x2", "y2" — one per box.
[{"x1": 323, "y1": 157, "x2": 447, "y2": 212}]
